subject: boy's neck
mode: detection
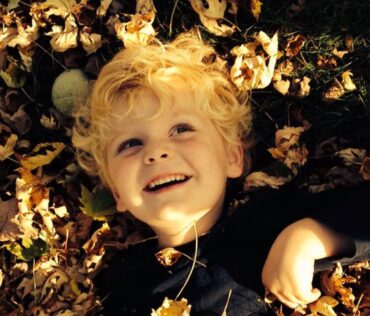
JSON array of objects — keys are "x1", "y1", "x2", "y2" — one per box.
[{"x1": 153, "y1": 206, "x2": 223, "y2": 248}]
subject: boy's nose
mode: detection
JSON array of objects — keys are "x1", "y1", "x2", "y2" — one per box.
[{"x1": 144, "y1": 152, "x2": 169, "y2": 164}]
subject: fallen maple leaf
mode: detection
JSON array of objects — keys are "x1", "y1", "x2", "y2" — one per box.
[
  {"x1": 151, "y1": 297, "x2": 191, "y2": 316},
  {"x1": 268, "y1": 126, "x2": 308, "y2": 173},
  {"x1": 332, "y1": 47, "x2": 348, "y2": 59},
  {"x1": 308, "y1": 296, "x2": 339, "y2": 316},
  {"x1": 115, "y1": 12, "x2": 156, "y2": 48},
  {"x1": 320, "y1": 263, "x2": 356, "y2": 310},
  {"x1": 136, "y1": 0, "x2": 156, "y2": 15},
  {"x1": 156, "y1": 247, "x2": 182, "y2": 267},
  {"x1": 0, "y1": 198, "x2": 22, "y2": 242},
  {"x1": 0, "y1": 129, "x2": 18, "y2": 161},
  {"x1": 341, "y1": 70, "x2": 356, "y2": 91},
  {"x1": 244, "y1": 171, "x2": 289, "y2": 190},
  {"x1": 250, "y1": 0, "x2": 263, "y2": 20},
  {"x1": 18, "y1": 142, "x2": 65, "y2": 170},
  {"x1": 323, "y1": 71, "x2": 356, "y2": 102},
  {"x1": 360, "y1": 157, "x2": 370, "y2": 181},
  {"x1": 335, "y1": 148, "x2": 366, "y2": 166},
  {"x1": 190, "y1": 0, "x2": 236, "y2": 37},
  {"x1": 79, "y1": 28, "x2": 102, "y2": 55},
  {"x1": 317, "y1": 55, "x2": 337, "y2": 70},
  {"x1": 0, "y1": 104, "x2": 32, "y2": 135},
  {"x1": 230, "y1": 31, "x2": 278, "y2": 90},
  {"x1": 285, "y1": 34, "x2": 306, "y2": 57},
  {"x1": 45, "y1": 14, "x2": 79, "y2": 53},
  {"x1": 97, "y1": 0, "x2": 113, "y2": 16}
]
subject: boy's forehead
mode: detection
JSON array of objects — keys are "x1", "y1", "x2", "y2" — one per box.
[{"x1": 107, "y1": 89, "x2": 204, "y2": 132}]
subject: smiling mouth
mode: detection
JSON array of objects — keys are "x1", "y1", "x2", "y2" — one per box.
[{"x1": 144, "y1": 175, "x2": 192, "y2": 192}]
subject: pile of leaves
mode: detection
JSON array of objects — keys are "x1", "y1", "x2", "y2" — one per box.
[{"x1": 0, "y1": 0, "x2": 369, "y2": 315}]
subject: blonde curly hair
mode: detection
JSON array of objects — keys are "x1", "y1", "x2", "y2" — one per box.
[{"x1": 72, "y1": 35, "x2": 253, "y2": 188}]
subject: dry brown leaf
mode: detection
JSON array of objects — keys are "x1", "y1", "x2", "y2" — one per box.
[
  {"x1": 230, "y1": 32, "x2": 278, "y2": 90},
  {"x1": 155, "y1": 247, "x2": 182, "y2": 267},
  {"x1": 308, "y1": 296, "x2": 339, "y2": 316},
  {"x1": 268, "y1": 126, "x2": 308, "y2": 172},
  {"x1": 191, "y1": 0, "x2": 227, "y2": 19},
  {"x1": 96, "y1": 0, "x2": 112, "y2": 16},
  {"x1": 341, "y1": 70, "x2": 356, "y2": 91},
  {"x1": 317, "y1": 55, "x2": 337, "y2": 70},
  {"x1": 289, "y1": 76, "x2": 311, "y2": 97},
  {"x1": 273, "y1": 77, "x2": 290, "y2": 95},
  {"x1": 322, "y1": 79, "x2": 345, "y2": 103},
  {"x1": 136, "y1": 0, "x2": 156, "y2": 15},
  {"x1": 151, "y1": 297, "x2": 191, "y2": 316},
  {"x1": 360, "y1": 157, "x2": 370, "y2": 181},
  {"x1": 115, "y1": 12, "x2": 156, "y2": 48},
  {"x1": 0, "y1": 131, "x2": 18, "y2": 161},
  {"x1": 15, "y1": 177, "x2": 39, "y2": 240},
  {"x1": 250, "y1": 0, "x2": 263, "y2": 20},
  {"x1": 190, "y1": 0, "x2": 235, "y2": 36},
  {"x1": 0, "y1": 26, "x2": 18, "y2": 50},
  {"x1": 274, "y1": 126, "x2": 305, "y2": 151},
  {"x1": 345, "y1": 35, "x2": 354, "y2": 52},
  {"x1": 18, "y1": 142, "x2": 65, "y2": 170},
  {"x1": 0, "y1": 198, "x2": 22, "y2": 242},
  {"x1": 332, "y1": 47, "x2": 348, "y2": 59},
  {"x1": 288, "y1": 0, "x2": 305, "y2": 15},
  {"x1": 45, "y1": 14, "x2": 78, "y2": 53},
  {"x1": 79, "y1": 28, "x2": 102, "y2": 55},
  {"x1": 277, "y1": 60, "x2": 294, "y2": 76},
  {"x1": 285, "y1": 34, "x2": 306, "y2": 57},
  {"x1": 0, "y1": 104, "x2": 32, "y2": 135},
  {"x1": 320, "y1": 263, "x2": 356, "y2": 309},
  {"x1": 244, "y1": 171, "x2": 289, "y2": 190},
  {"x1": 7, "y1": 16, "x2": 39, "y2": 49},
  {"x1": 335, "y1": 148, "x2": 366, "y2": 166}
]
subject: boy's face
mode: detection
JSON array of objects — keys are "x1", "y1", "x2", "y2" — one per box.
[{"x1": 106, "y1": 87, "x2": 243, "y2": 240}]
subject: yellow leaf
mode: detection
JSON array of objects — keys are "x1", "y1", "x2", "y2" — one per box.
[
  {"x1": 244, "y1": 171, "x2": 289, "y2": 191},
  {"x1": 285, "y1": 34, "x2": 306, "y2": 57},
  {"x1": 191, "y1": 0, "x2": 227, "y2": 19},
  {"x1": 308, "y1": 296, "x2": 339, "y2": 316},
  {"x1": 19, "y1": 142, "x2": 65, "y2": 170},
  {"x1": 332, "y1": 47, "x2": 348, "y2": 59},
  {"x1": 250, "y1": 0, "x2": 262, "y2": 20},
  {"x1": 80, "y1": 29, "x2": 102, "y2": 55},
  {"x1": 190, "y1": 0, "x2": 235, "y2": 37},
  {"x1": 230, "y1": 32, "x2": 278, "y2": 90},
  {"x1": 155, "y1": 248, "x2": 182, "y2": 267},
  {"x1": 45, "y1": 14, "x2": 78, "y2": 52},
  {"x1": 322, "y1": 79, "x2": 345, "y2": 103},
  {"x1": 151, "y1": 297, "x2": 191, "y2": 316},
  {"x1": 97, "y1": 0, "x2": 112, "y2": 16},
  {"x1": 341, "y1": 70, "x2": 356, "y2": 91},
  {"x1": 0, "y1": 132, "x2": 18, "y2": 161},
  {"x1": 115, "y1": 12, "x2": 156, "y2": 48}
]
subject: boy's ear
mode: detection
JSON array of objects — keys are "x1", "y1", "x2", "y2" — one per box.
[
  {"x1": 226, "y1": 143, "x2": 244, "y2": 178},
  {"x1": 112, "y1": 190, "x2": 127, "y2": 212}
]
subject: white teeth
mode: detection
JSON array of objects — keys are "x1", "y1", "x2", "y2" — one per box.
[{"x1": 148, "y1": 175, "x2": 187, "y2": 189}]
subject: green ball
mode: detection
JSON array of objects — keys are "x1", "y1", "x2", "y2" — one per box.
[{"x1": 51, "y1": 69, "x2": 89, "y2": 116}]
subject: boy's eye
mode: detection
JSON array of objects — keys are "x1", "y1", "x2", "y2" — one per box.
[
  {"x1": 116, "y1": 138, "x2": 142, "y2": 154},
  {"x1": 173, "y1": 123, "x2": 194, "y2": 135}
]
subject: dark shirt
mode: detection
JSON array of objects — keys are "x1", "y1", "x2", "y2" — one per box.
[{"x1": 96, "y1": 184, "x2": 370, "y2": 315}]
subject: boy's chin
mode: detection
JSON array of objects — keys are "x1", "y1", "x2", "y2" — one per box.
[{"x1": 149, "y1": 206, "x2": 217, "y2": 227}]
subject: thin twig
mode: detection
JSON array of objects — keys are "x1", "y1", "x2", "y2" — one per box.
[
  {"x1": 33, "y1": 41, "x2": 68, "y2": 71},
  {"x1": 175, "y1": 222, "x2": 198, "y2": 300},
  {"x1": 169, "y1": 0, "x2": 180, "y2": 37}
]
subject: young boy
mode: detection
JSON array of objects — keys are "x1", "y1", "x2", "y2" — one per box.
[{"x1": 72, "y1": 36, "x2": 370, "y2": 315}]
